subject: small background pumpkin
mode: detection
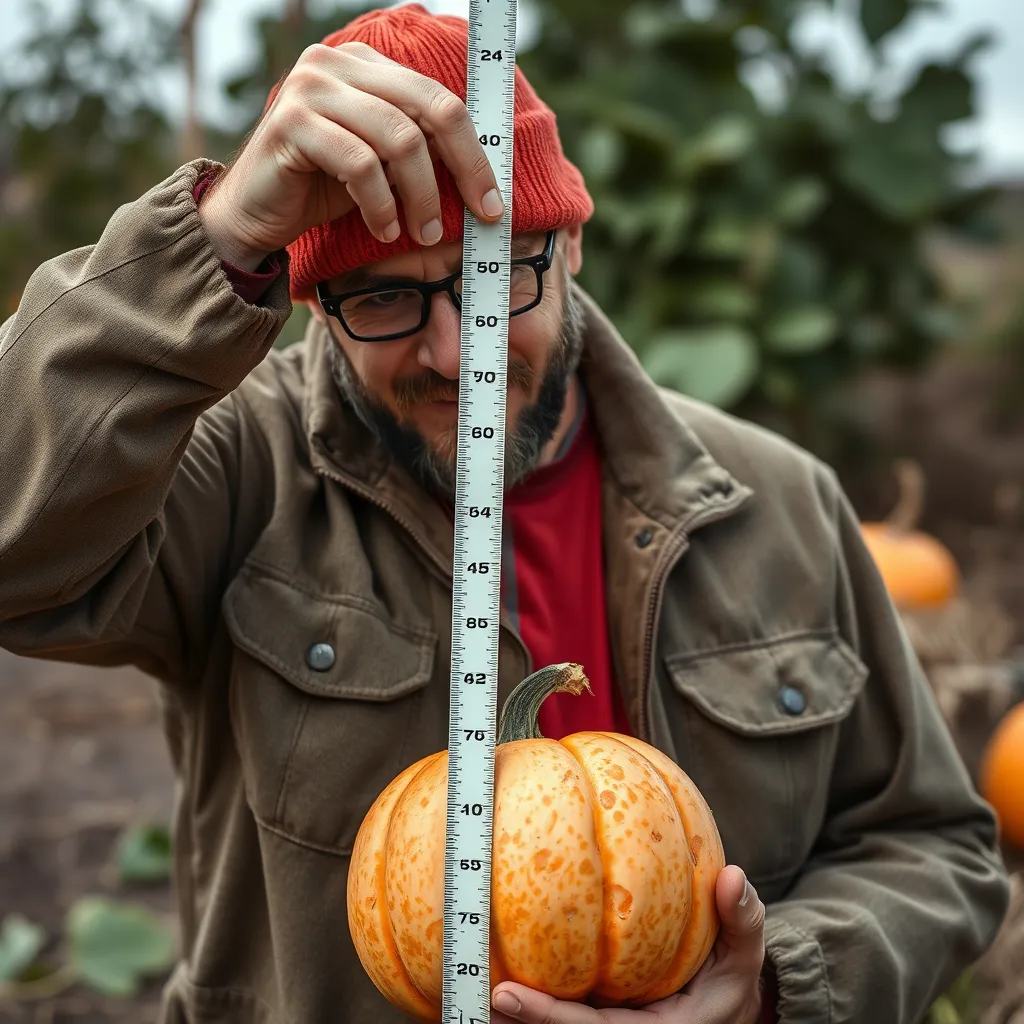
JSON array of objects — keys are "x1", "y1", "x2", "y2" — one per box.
[
  {"x1": 980, "y1": 701, "x2": 1024, "y2": 850},
  {"x1": 860, "y1": 458, "x2": 960, "y2": 610},
  {"x1": 347, "y1": 663, "x2": 725, "y2": 1021}
]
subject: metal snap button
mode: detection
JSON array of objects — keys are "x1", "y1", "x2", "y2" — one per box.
[
  {"x1": 635, "y1": 528, "x2": 653, "y2": 549},
  {"x1": 779, "y1": 685, "x2": 806, "y2": 716},
  {"x1": 306, "y1": 642, "x2": 336, "y2": 672}
]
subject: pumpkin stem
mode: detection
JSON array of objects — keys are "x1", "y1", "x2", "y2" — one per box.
[
  {"x1": 497, "y1": 663, "x2": 592, "y2": 744},
  {"x1": 887, "y1": 458, "x2": 925, "y2": 533}
]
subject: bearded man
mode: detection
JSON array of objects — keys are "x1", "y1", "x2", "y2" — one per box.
[{"x1": 0, "y1": 5, "x2": 1009, "y2": 1023}]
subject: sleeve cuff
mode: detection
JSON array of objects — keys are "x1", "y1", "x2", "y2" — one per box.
[
  {"x1": 192, "y1": 171, "x2": 283, "y2": 306},
  {"x1": 763, "y1": 915, "x2": 831, "y2": 1023}
]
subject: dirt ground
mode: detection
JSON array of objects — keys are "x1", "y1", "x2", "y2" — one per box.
[{"x1": 1, "y1": 353, "x2": 1023, "y2": 1023}]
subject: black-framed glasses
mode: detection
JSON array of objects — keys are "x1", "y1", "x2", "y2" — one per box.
[{"x1": 316, "y1": 229, "x2": 557, "y2": 343}]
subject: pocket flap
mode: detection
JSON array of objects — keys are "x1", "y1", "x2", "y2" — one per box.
[
  {"x1": 223, "y1": 564, "x2": 436, "y2": 701},
  {"x1": 666, "y1": 633, "x2": 868, "y2": 736}
]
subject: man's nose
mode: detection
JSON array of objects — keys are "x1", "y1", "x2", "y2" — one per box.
[{"x1": 416, "y1": 290, "x2": 462, "y2": 381}]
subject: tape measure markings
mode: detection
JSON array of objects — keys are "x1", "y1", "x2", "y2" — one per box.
[{"x1": 442, "y1": 2, "x2": 518, "y2": 1023}]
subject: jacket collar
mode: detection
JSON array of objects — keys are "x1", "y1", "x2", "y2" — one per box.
[{"x1": 301, "y1": 282, "x2": 751, "y2": 558}]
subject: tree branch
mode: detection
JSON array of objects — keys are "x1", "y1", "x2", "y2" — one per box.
[{"x1": 180, "y1": 0, "x2": 206, "y2": 162}]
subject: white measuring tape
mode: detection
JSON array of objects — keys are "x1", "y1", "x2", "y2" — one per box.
[{"x1": 442, "y1": 0, "x2": 518, "y2": 1021}]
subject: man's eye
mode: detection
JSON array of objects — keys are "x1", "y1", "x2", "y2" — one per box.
[{"x1": 353, "y1": 290, "x2": 414, "y2": 309}]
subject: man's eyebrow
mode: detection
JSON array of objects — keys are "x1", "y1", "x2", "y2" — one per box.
[
  {"x1": 332, "y1": 267, "x2": 410, "y2": 292},
  {"x1": 329, "y1": 234, "x2": 544, "y2": 293}
]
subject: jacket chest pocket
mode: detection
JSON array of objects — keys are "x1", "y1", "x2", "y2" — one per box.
[
  {"x1": 665, "y1": 633, "x2": 868, "y2": 893},
  {"x1": 222, "y1": 564, "x2": 438, "y2": 855}
]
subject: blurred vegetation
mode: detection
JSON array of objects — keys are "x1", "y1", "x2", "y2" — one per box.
[
  {"x1": 0, "y1": 0, "x2": 180, "y2": 309},
  {"x1": 518, "y1": 0, "x2": 1001, "y2": 458},
  {"x1": 0, "y1": 823, "x2": 176, "y2": 1001},
  {"x1": 0, "y1": 0, "x2": 1010, "y2": 458}
]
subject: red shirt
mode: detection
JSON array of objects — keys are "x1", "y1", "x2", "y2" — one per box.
[{"x1": 503, "y1": 399, "x2": 630, "y2": 738}]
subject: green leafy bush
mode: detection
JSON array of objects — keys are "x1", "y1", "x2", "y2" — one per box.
[{"x1": 517, "y1": 0, "x2": 996, "y2": 454}]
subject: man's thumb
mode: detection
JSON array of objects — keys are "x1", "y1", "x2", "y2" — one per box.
[{"x1": 716, "y1": 866, "x2": 766, "y2": 958}]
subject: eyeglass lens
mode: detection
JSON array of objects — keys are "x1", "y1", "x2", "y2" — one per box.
[{"x1": 340, "y1": 264, "x2": 540, "y2": 340}]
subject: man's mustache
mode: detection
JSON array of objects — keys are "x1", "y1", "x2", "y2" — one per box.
[{"x1": 393, "y1": 360, "x2": 536, "y2": 414}]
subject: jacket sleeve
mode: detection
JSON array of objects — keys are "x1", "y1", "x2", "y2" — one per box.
[
  {"x1": 762, "y1": 467, "x2": 1011, "y2": 1023},
  {"x1": 0, "y1": 160, "x2": 292, "y2": 686}
]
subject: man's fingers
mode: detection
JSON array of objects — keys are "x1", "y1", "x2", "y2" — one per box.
[
  {"x1": 306, "y1": 80, "x2": 441, "y2": 245},
  {"x1": 713, "y1": 865, "x2": 766, "y2": 974},
  {"x1": 323, "y1": 43, "x2": 504, "y2": 226},
  {"x1": 491, "y1": 983, "x2": 606, "y2": 1024},
  {"x1": 284, "y1": 115, "x2": 397, "y2": 243}
]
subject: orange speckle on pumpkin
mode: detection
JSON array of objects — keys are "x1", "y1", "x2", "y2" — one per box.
[
  {"x1": 611, "y1": 885, "x2": 634, "y2": 920},
  {"x1": 533, "y1": 849, "x2": 551, "y2": 870},
  {"x1": 607, "y1": 764, "x2": 625, "y2": 781},
  {"x1": 579, "y1": 859, "x2": 595, "y2": 875},
  {"x1": 599, "y1": 790, "x2": 616, "y2": 809},
  {"x1": 689, "y1": 833, "x2": 704, "y2": 863},
  {"x1": 651, "y1": 829, "x2": 662, "y2": 842}
]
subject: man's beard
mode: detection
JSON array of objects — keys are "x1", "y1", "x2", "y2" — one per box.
[{"x1": 327, "y1": 278, "x2": 586, "y2": 501}]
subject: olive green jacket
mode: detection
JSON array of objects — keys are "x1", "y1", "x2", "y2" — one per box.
[{"x1": 0, "y1": 161, "x2": 1009, "y2": 1023}]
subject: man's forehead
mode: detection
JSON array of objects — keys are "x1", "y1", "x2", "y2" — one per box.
[{"x1": 326, "y1": 230, "x2": 551, "y2": 292}]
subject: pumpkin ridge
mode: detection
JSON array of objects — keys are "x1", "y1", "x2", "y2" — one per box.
[
  {"x1": 557, "y1": 734, "x2": 609, "y2": 998},
  {"x1": 385, "y1": 752, "x2": 451, "y2": 1010},
  {"x1": 347, "y1": 753, "x2": 439, "y2": 1020},
  {"x1": 385, "y1": 755, "x2": 442, "y2": 1012},
  {"x1": 615, "y1": 736, "x2": 725, "y2": 1004},
  {"x1": 560, "y1": 732, "x2": 688, "y2": 1003}
]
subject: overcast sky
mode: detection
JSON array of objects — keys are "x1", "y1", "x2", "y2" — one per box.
[{"x1": 6, "y1": 0, "x2": 1024, "y2": 181}]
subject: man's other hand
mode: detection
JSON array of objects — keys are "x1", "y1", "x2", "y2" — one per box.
[{"x1": 490, "y1": 865, "x2": 767, "y2": 1024}]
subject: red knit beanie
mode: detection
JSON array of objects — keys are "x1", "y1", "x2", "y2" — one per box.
[{"x1": 268, "y1": 2, "x2": 594, "y2": 301}]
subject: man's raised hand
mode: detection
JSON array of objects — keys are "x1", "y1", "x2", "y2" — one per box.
[{"x1": 198, "y1": 41, "x2": 504, "y2": 270}]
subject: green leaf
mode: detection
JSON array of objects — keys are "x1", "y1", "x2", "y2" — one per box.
[
  {"x1": 764, "y1": 307, "x2": 839, "y2": 353},
  {"x1": 67, "y1": 897, "x2": 175, "y2": 997},
  {"x1": 768, "y1": 239, "x2": 826, "y2": 303},
  {"x1": 642, "y1": 325, "x2": 760, "y2": 407},
  {"x1": 694, "y1": 218, "x2": 756, "y2": 257},
  {"x1": 0, "y1": 914, "x2": 46, "y2": 983},
  {"x1": 115, "y1": 824, "x2": 172, "y2": 883},
  {"x1": 760, "y1": 368, "x2": 801, "y2": 407},
  {"x1": 673, "y1": 115, "x2": 755, "y2": 177},
  {"x1": 837, "y1": 122, "x2": 949, "y2": 221},
  {"x1": 684, "y1": 279, "x2": 758, "y2": 320},
  {"x1": 773, "y1": 178, "x2": 829, "y2": 227},
  {"x1": 645, "y1": 191, "x2": 696, "y2": 259},
  {"x1": 577, "y1": 124, "x2": 625, "y2": 182},
  {"x1": 850, "y1": 315, "x2": 896, "y2": 355},
  {"x1": 926, "y1": 995, "x2": 962, "y2": 1024},
  {"x1": 860, "y1": 0, "x2": 913, "y2": 44},
  {"x1": 901, "y1": 63, "x2": 974, "y2": 129}
]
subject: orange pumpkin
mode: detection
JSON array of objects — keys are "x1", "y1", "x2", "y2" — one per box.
[
  {"x1": 979, "y1": 701, "x2": 1024, "y2": 849},
  {"x1": 860, "y1": 459, "x2": 958, "y2": 609},
  {"x1": 347, "y1": 663, "x2": 725, "y2": 1020}
]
